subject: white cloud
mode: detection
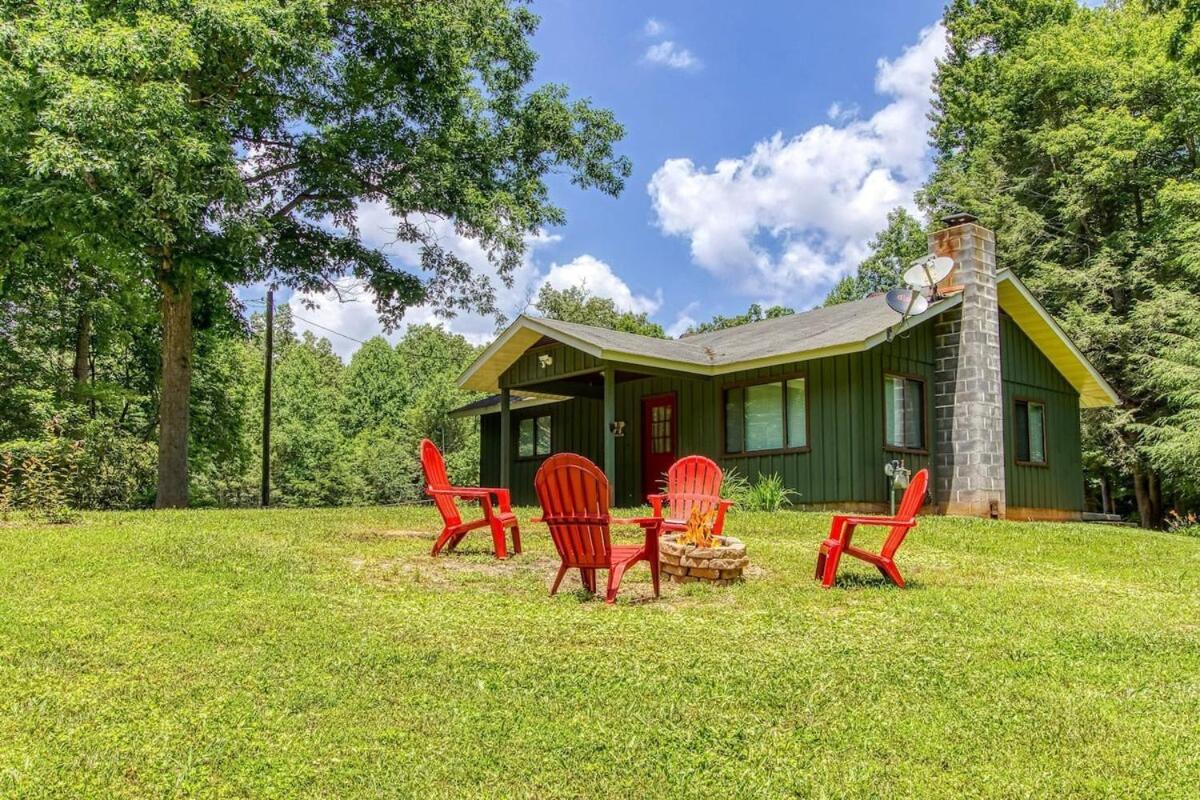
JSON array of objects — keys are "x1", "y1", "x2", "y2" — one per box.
[
  {"x1": 665, "y1": 302, "x2": 701, "y2": 338},
  {"x1": 536, "y1": 254, "x2": 662, "y2": 315},
  {"x1": 643, "y1": 40, "x2": 701, "y2": 71},
  {"x1": 647, "y1": 23, "x2": 946, "y2": 305},
  {"x1": 643, "y1": 18, "x2": 665, "y2": 37},
  {"x1": 287, "y1": 203, "x2": 661, "y2": 359},
  {"x1": 826, "y1": 101, "x2": 860, "y2": 121},
  {"x1": 289, "y1": 202, "x2": 554, "y2": 358}
]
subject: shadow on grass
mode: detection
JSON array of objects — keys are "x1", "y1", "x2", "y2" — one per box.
[{"x1": 827, "y1": 571, "x2": 923, "y2": 591}]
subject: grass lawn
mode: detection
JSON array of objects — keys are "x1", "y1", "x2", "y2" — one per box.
[{"x1": 2, "y1": 506, "x2": 1200, "y2": 798}]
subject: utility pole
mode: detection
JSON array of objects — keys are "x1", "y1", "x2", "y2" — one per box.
[{"x1": 261, "y1": 288, "x2": 274, "y2": 508}]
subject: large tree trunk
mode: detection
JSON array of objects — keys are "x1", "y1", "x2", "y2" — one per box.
[
  {"x1": 156, "y1": 266, "x2": 193, "y2": 509},
  {"x1": 72, "y1": 307, "x2": 91, "y2": 402},
  {"x1": 1132, "y1": 462, "x2": 1153, "y2": 530},
  {"x1": 1148, "y1": 470, "x2": 1163, "y2": 529}
]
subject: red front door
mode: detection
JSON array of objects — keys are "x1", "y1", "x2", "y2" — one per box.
[{"x1": 641, "y1": 393, "x2": 677, "y2": 501}]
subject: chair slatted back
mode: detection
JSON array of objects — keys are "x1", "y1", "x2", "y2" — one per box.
[
  {"x1": 883, "y1": 468, "x2": 929, "y2": 559},
  {"x1": 534, "y1": 454, "x2": 612, "y2": 569},
  {"x1": 421, "y1": 439, "x2": 462, "y2": 527},
  {"x1": 664, "y1": 456, "x2": 724, "y2": 520}
]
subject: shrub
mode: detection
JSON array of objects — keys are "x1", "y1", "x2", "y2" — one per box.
[
  {"x1": 742, "y1": 472, "x2": 798, "y2": 512},
  {"x1": 1165, "y1": 511, "x2": 1200, "y2": 536},
  {"x1": 719, "y1": 467, "x2": 751, "y2": 509}
]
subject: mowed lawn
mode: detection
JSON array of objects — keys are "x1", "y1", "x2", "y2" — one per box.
[{"x1": 2, "y1": 506, "x2": 1200, "y2": 798}]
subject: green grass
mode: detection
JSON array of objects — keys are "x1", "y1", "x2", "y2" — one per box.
[{"x1": 2, "y1": 506, "x2": 1200, "y2": 798}]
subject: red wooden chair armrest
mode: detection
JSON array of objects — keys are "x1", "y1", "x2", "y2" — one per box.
[
  {"x1": 428, "y1": 487, "x2": 489, "y2": 499},
  {"x1": 646, "y1": 494, "x2": 667, "y2": 516},
  {"x1": 611, "y1": 516, "x2": 664, "y2": 530},
  {"x1": 842, "y1": 516, "x2": 916, "y2": 528}
]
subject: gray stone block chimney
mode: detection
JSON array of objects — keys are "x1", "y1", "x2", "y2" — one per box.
[{"x1": 930, "y1": 214, "x2": 1006, "y2": 518}]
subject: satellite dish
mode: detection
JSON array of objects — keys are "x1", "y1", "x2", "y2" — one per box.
[
  {"x1": 903, "y1": 256, "x2": 954, "y2": 290},
  {"x1": 885, "y1": 288, "x2": 930, "y2": 317}
]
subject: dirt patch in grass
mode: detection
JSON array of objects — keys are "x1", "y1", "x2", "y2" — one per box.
[{"x1": 342, "y1": 527, "x2": 435, "y2": 543}]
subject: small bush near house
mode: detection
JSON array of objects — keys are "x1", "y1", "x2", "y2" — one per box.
[
  {"x1": 742, "y1": 472, "x2": 798, "y2": 512},
  {"x1": 719, "y1": 467, "x2": 751, "y2": 510}
]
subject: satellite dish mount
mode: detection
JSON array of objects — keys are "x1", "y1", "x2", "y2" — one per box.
[{"x1": 884, "y1": 255, "x2": 954, "y2": 341}]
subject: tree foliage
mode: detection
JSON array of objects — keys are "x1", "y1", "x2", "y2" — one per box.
[
  {"x1": 686, "y1": 304, "x2": 795, "y2": 335},
  {"x1": 0, "y1": 0, "x2": 629, "y2": 505},
  {"x1": 921, "y1": 0, "x2": 1200, "y2": 524},
  {"x1": 532, "y1": 284, "x2": 665, "y2": 337},
  {"x1": 825, "y1": 208, "x2": 928, "y2": 306}
]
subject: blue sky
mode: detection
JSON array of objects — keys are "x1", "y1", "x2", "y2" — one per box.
[{"x1": 282, "y1": 0, "x2": 950, "y2": 357}]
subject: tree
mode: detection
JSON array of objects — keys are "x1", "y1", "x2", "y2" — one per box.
[
  {"x1": 824, "y1": 208, "x2": 928, "y2": 306},
  {"x1": 921, "y1": 0, "x2": 1200, "y2": 525},
  {"x1": 533, "y1": 284, "x2": 665, "y2": 337},
  {"x1": 686, "y1": 304, "x2": 795, "y2": 335},
  {"x1": 1, "y1": 1, "x2": 630, "y2": 506},
  {"x1": 341, "y1": 338, "x2": 407, "y2": 438}
]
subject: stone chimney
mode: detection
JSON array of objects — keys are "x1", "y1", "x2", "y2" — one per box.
[{"x1": 930, "y1": 213, "x2": 1006, "y2": 518}]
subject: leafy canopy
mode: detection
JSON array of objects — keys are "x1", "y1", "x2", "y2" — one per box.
[
  {"x1": 532, "y1": 284, "x2": 665, "y2": 338},
  {"x1": 825, "y1": 208, "x2": 928, "y2": 306}
]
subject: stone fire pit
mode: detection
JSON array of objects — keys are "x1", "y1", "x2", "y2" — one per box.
[{"x1": 659, "y1": 534, "x2": 749, "y2": 586}]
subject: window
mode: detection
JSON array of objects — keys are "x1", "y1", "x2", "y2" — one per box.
[
  {"x1": 884, "y1": 374, "x2": 925, "y2": 451},
  {"x1": 517, "y1": 415, "x2": 552, "y2": 458},
  {"x1": 724, "y1": 378, "x2": 807, "y2": 454},
  {"x1": 649, "y1": 402, "x2": 673, "y2": 454},
  {"x1": 1014, "y1": 399, "x2": 1047, "y2": 465}
]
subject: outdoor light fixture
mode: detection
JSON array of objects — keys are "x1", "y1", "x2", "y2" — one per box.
[
  {"x1": 609, "y1": 421, "x2": 626, "y2": 437},
  {"x1": 538, "y1": 354, "x2": 553, "y2": 368}
]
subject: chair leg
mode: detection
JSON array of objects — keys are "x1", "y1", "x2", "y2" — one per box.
[
  {"x1": 510, "y1": 522, "x2": 522, "y2": 555},
  {"x1": 550, "y1": 564, "x2": 568, "y2": 596},
  {"x1": 878, "y1": 559, "x2": 905, "y2": 588},
  {"x1": 489, "y1": 518, "x2": 508, "y2": 560},
  {"x1": 814, "y1": 549, "x2": 827, "y2": 581},
  {"x1": 605, "y1": 563, "x2": 628, "y2": 604},
  {"x1": 821, "y1": 545, "x2": 843, "y2": 588},
  {"x1": 650, "y1": 554, "x2": 661, "y2": 598},
  {"x1": 431, "y1": 527, "x2": 454, "y2": 557}
]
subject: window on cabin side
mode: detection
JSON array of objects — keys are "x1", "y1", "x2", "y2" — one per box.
[
  {"x1": 884, "y1": 374, "x2": 925, "y2": 451},
  {"x1": 518, "y1": 415, "x2": 552, "y2": 458},
  {"x1": 1014, "y1": 399, "x2": 1046, "y2": 464},
  {"x1": 724, "y1": 378, "x2": 807, "y2": 454}
]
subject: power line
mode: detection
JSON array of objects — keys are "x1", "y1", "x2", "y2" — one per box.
[{"x1": 243, "y1": 298, "x2": 368, "y2": 345}]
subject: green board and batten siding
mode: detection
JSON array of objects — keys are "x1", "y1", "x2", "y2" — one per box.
[
  {"x1": 999, "y1": 314, "x2": 1084, "y2": 512},
  {"x1": 480, "y1": 310, "x2": 1083, "y2": 513}
]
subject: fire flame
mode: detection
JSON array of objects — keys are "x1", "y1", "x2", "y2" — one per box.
[{"x1": 677, "y1": 506, "x2": 720, "y2": 549}]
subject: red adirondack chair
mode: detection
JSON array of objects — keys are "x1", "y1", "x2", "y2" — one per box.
[
  {"x1": 534, "y1": 453, "x2": 663, "y2": 604},
  {"x1": 815, "y1": 468, "x2": 929, "y2": 588},
  {"x1": 421, "y1": 439, "x2": 521, "y2": 559},
  {"x1": 647, "y1": 455, "x2": 734, "y2": 536}
]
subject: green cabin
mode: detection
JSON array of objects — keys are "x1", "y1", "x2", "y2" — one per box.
[{"x1": 453, "y1": 220, "x2": 1118, "y2": 520}]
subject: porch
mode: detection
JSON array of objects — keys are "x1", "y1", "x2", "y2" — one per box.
[{"x1": 469, "y1": 341, "x2": 717, "y2": 506}]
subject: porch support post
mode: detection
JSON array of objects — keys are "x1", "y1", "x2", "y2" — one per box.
[
  {"x1": 499, "y1": 387, "x2": 511, "y2": 490},
  {"x1": 603, "y1": 365, "x2": 616, "y2": 503}
]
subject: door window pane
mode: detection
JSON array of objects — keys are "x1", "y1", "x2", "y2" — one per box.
[
  {"x1": 786, "y1": 378, "x2": 807, "y2": 448},
  {"x1": 744, "y1": 383, "x2": 784, "y2": 451}
]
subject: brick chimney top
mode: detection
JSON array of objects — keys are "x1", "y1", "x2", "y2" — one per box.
[{"x1": 941, "y1": 211, "x2": 979, "y2": 227}]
